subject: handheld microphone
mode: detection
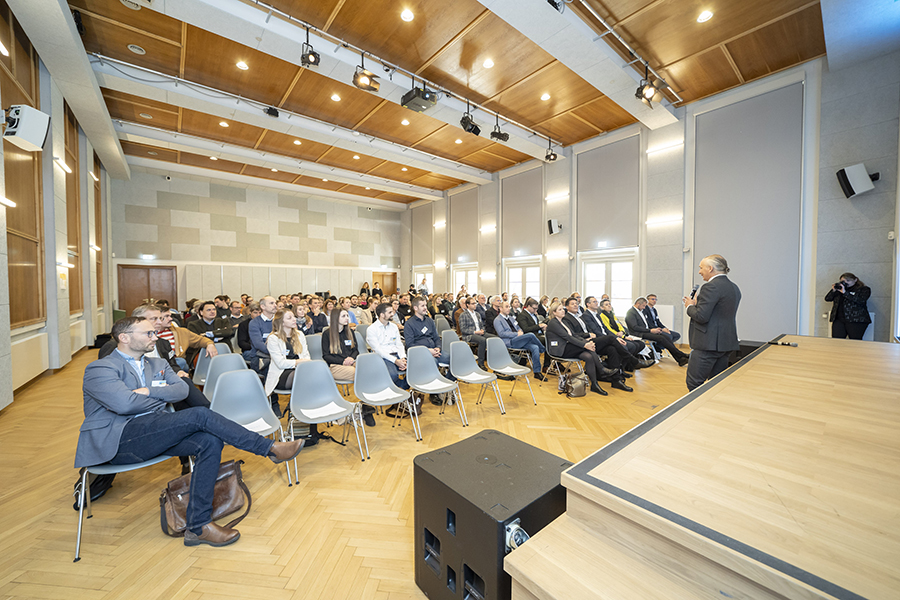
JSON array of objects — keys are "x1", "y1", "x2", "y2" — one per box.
[
  {"x1": 767, "y1": 340, "x2": 798, "y2": 347},
  {"x1": 689, "y1": 284, "x2": 699, "y2": 299}
]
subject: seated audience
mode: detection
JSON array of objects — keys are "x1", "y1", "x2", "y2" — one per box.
[
  {"x1": 582, "y1": 296, "x2": 654, "y2": 371},
  {"x1": 308, "y1": 296, "x2": 328, "y2": 333},
  {"x1": 367, "y1": 304, "x2": 417, "y2": 415},
  {"x1": 248, "y1": 296, "x2": 277, "y2": 372},
  {"x1": 545, "y1": 302, "x2": 620, "y2": 396},
  {"x1": 484, "y1": 295, "x2": 502, "y2": 335},
  {"x1": 323, "y1": 308, "x2": 376, "y2": 426},
  {"x1": 494, "y1": 301, "x2": 546, "y2": 380},
  {"x1": 458, "y1": 297, "x2": 497, "y2": 370},
  {"x1": 643, "y1": 294, "x2": 681, "y2": 343},
  {"x1": 598, "y1": 298, "x2": 646, "y2": 357},
  {"x1": 237, "y1": 302, "x2": 261, "y2": 357},
  {"x1": 517, "y1": 298, "x2": 548, "y2": 345},
  {"x1": 625, "y1": 298, "x2": 690, "y2": 366},
  {"x1": 293, "y1": 301, "x2": 316, "y2": 336},
  {"x1": 187, "y1": 301, "x2": 235, "y2": 359},
  {"x1": 404, "y1": 296, "x2": 454, "y2": 404},
  {"x1": 537, "y1": 295, "x2": 550, "y2": 318}
]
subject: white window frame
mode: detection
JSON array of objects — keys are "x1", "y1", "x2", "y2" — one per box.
[
  {"x1": 577, "y1": 248, "x2": 638, "y2": 316},
  {"x1": 502, "y1": 256, "x2": 542, "y2": 302},
  {"x1": 412, "y1": 266, "x2": 433, "y2": 296},
  {"x1": 451, "y1": 263, "x2": 479, "y2": 297}
]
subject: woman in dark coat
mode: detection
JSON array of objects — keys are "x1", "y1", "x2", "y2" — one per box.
[{"x1": 825, "y1": 272, "x2": 871, "y2": 339}]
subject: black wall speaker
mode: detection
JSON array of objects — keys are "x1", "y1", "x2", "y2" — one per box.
[{"x1": 414, "y1": 429, "x2": 571, "y2": 600}]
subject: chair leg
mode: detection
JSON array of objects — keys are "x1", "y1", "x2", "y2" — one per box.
[
  {"x1": 454, "y1": 386, "x2": 468, "y2": 427},
  {"x1": 279, "y1": 428, "x2": 293, "y2": 487},
  {"x1": 509, "y1": 376, "x2": 518, "y2": 396},
  {"x1": 524, "y1": 374, "x2": 536, "y2": 405},
  {"x1": 492, "y1": 381, "x2": 505, "y2": 414},
  {"x1": 350, "y1": 408, "x2": 367, "y2": 461},
  {"x1": 74, "y1": 469, "x2": 88, "y2": 562},
  {"x1": 359, "y1": 405, "x2": 371, "y2": 460},
  {"x1": 407, "y1": 399, "x2": 423, "y2": 441}
]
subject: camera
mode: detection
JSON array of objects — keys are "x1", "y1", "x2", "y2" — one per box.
[
  {"x1": 833, "y1": 282, "x2": 844, "y2": 290},
  {"x1": 165, "y1": 176, "x2": 172, "y2": 181}
]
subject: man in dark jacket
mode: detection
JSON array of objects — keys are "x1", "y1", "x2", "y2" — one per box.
[{"x1": 187, "y1": 301, "x2": 234, "y2": 361}]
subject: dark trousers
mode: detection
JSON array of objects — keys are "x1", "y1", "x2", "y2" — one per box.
[
  {"x1": 832, "y1": 320, "x2": 868, "y2": 340},
  {"x1": 110, "y1": 407, "x2": 273, "y2": 532},
  {"x1": 559, "y1": 347, "x2": 607, "y2": 387},
  {"x1": 508, "y1": 333, "x2": 545, "y2": 373},
  {"x1": 641, "y1": 332, "x2": 687, "y2": 360},
  {"x1": 171, "y1": 376, "x2": 210, "y2": 411},
  {"x1": 685, "y1": 349, "x2": 731, "y2": 391}
]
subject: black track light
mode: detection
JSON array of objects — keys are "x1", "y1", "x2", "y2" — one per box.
[
  {"x1": 353, "y1": 52, "x2": 380, "y2": 92},
  {"x1": 301, "y1": 27, "x2": 320, "y2": 68},
  {"x1": 635, "y1": 65, "x2": 659, "y2": 109},
  {"x1": 264, "y1": 107, "x2": 279, "y2": 118},
  {"x1": 490, "y1": 114, "x2": 509, "y2": 142},
  {"x1": 460, "y1": 101, "x2": 481, "y2": 136},
  {"x1": 545, "y1": 138, "x2": 557, "y2": 162}
]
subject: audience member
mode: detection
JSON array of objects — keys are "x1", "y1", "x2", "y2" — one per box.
[
  {"x1": 237, "y1": 302, "x2": 261, "y2": 357},
  {"x1": 625, "y1": 298, "x2": 690, "y2": 366},
  {"x1": 545, "y1": 302, "x2": 619, "y2": 396},
  {"x1": 187, "y1": 301, "x2": 234, "y2": 358},
  {"x1": 264, "y1": 309, "x2": 310, "y2": 417},
  {"x1": 494, "y1": 301, "x2": 546, "y2": 380},
  {"x1": 371, "y1": 282, "x2": 383, "y2": 296},
  {"x1": 643, "y1": 294, "x2": 681, "y2": 343},
  {"x1": 582, "y1": 296, "x2": 653, "y2": 371},
  {"x1": 562, "y1": 297, "x2": 631, "y2": 390},
  {"x1": 367, "y1": 304, "x2": 416, "y2": 415},
  {"x1": 825, "y1": 272, "x2": 871, "y2": 339},
  {"x1": 484, "y1": 295, "x2": 502, "y2": 335},
  {"x1": 458, "y1": 297, "x2": 497, "y2": 370},
  {"x1": 248, "y1": 296, "x2": 277, "y2": 372}
]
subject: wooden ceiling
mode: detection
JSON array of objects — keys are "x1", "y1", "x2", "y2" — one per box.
[{"x1": 68, "y1": 0, "x2": 826, "y2": 202}]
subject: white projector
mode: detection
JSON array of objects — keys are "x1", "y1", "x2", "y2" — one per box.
[{"x1": 4, "y1": 104, "x2": 50, "y2": 152}]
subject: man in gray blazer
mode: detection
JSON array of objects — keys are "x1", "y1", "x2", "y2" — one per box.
[
  {"x1": 75, "y1": 317, "x2": 305, "y2": 548},
  {"x1": 682, "y1": 254, "x2": 742, "y2": 391},
  {"x1": 458, "y1": 297, "x2": 497, "y2": 369}
]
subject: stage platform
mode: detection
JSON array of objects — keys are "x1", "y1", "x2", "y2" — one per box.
[{"x1": 505, "y1": 335, "x2": 900, "y2": 600}]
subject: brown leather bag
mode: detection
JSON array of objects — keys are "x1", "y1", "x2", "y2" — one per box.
[{"x1": 159, "y1": 459, "x2": 251, "y2": 537}]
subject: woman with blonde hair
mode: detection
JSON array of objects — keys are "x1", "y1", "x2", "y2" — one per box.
[
  {"x1": 265, "y1": 309, "x2": 310, "y2": 417},
  {"x1": 537, "y1": 295, "x2": 550, "y2": 318},
  {"x1": 293, "y1": 300, "x2": 315, "y2": 336},
  {"x1": 545, "y1": 301, "x2": 618, "y2": 396}
]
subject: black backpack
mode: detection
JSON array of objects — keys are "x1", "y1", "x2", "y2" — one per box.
[{"x1": 73, "y1": 469, "x2": 116, "y2": 510}]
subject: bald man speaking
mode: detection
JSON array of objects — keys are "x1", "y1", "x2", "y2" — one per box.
[{"x1": 682, "y1": 254, "x2": 741, "y2": 391}]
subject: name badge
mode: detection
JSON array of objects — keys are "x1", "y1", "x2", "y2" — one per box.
[
  {"x1": 151, "y1": 380, "x2": 167, "y2": 387},
  {"x1": 421, "y1": 326, "x2": 428, "y2": 334},
  {"x1": 205, "y1": 332, "x2": 214, "y2": 338},
  {"x1": 168, "y1": 350, "x2": 175, "y2": 359},
  {"x1": 262, "y1": 333, "x2": 270, "y2": 340},
  {"x1": 344, "y1": 339, "x2": 352, "y2": 346},
  {"x1": 550, "y1": 341, "x2": 559, "y2": 346}
]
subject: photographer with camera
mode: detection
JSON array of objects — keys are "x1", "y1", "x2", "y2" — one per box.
[{"x1": 825, "y1": 273, "x2": 871, "y2": 340}]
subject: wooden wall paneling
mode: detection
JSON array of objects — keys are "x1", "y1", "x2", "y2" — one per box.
[
  {"x1": 7, "y1": 234, "x2": 43, "y2": 324},
  {"x1": 68, "y1": 0, "x2": 183, "y2": 42},
  {"x1": 325, "y1": 0, "x2": 487, "y2": 73},
  {"x1": 77, "y1": 12, "x2": 181, "y2": 76},
  {"x1": 660, "y1": 47, "x2": 744, "y2": 104},
  {"x1": 0, "y1": 1, "x2": 11, "y2": 74},
  {"x1": 4, "y1": 142, "x2": 38, "y2": 236},
  {"x1": 94, "y1": 154, "x2": 104, "y2": 307},
  {"x1": 354, "y1": 101, "x2": 446, "y2": 147},
  {"x1": 724, "y1": 4, "x2": 826, "y2": 82},
  {"x1": 65, "y1": 105, "x2": 83, "y2": 314},
  {"x1": 12, "y1": 21, "x2": 32, "y2": 97},
  {"x1": 182, "y1": 26, "x2": 300, "y2": 107}
]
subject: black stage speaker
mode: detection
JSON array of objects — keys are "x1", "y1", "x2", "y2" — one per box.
[{"x1": 414, "y1": 429, "x2": 571, "y2": 600}]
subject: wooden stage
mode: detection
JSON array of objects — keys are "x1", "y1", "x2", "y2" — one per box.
[{"x1": 505, "y1": 336, "x2": 900, "y2": 600}]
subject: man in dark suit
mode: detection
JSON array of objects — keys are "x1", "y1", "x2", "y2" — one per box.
[
  {"x1": 582, "y1": 296, "x2": 653, "y2": 371},
  {"x1": 76, "y1": 317, "x2": 304, "y2": 547},
  {"x1": 187, "y1": 301, "x2": 234, "y2": 362},
  {"x1": 484, "y1": 296, "x2": 502, "y2": 335},
  {"x1": 562, "y1": 297, "x2": 631, "y2": 391},
  {"x1": 682, "y1": 254, "x2": 741, "y2": 391},
  {"x1": 517, "y1": 298, "x2": 547, "y2": 345},
  {"x1": 474, "y1": 294, "x2": 488, "y2": 321},
  {"x1": 643, "y1": 294, "x2": 680, "y2": 343},
  {"x1": 458, "y1": 297, "x2": 497, "y2": 370},
  {"x1": 626, "y1": 298, "x2": 691, "y2": 366}
]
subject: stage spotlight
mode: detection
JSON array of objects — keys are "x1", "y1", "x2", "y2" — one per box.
[
  {"x1": 460, "y1": 101, "x2": 480, "y2": 136},
  {"x1": 353, "y1": 52, "x2": 380, "y2": 92},
  {"x1": 301, "y1": 27, "x2": 320, "y2": 68},
  {"x1": 635, "y1": 65, "x2": 660, "y2": 109},
  {"x1": 264, "y1": 107, "x2": 279, "y2": 118},
  {"x1": 490, "y1": 114, "x2": 509, "y2": 142},
  {"x1": 545, "y1": 138, "x2": 557, "y2": 162}
]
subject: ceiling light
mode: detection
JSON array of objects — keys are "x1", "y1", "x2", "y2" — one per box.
[
  {"x1": 140, "y1": 254, "x2": 155, "y2": 260},
  {"x1": 139, "y1": 113, "x2": 152, "y2": 119},
  {"x1": 483, "y1": 58, "x2": 494, "y2": 69},
  {"x1": 455, "y1": 139, "x2": 462, "y2": 144},
  {"x1": 540, "y1": 93, "x2": 551, "y2": 101},
  {"x1": 401, "y1": 167, "x2": 408, "y2": 171},
  {"x1": 353, "y1": 53, "x2": 380, "y2": 92},
  {"x1": 322, "y1": 178, "x2": 328, "y2": 182},
  {"x1": 147, "y1": 151, "x2": 158, "y2": 156},
  {"x1": 0, "y1": 197, "x2": 15, "y2": 208},
  {"x1": 635, "y1": 65, "x2": 661, "y2": 109},
  {"x1": 236, "y1": 61, "x2": 249, "y2": 70},
  {"x1": 352, "y1": 131, "x2": 360, "y2": 136},
  {"x1": 210, "y1": 156, "x2": 218, "y2": 160},
  {"x1": 331, "y1": 93, "x2": 341, "y2": 101},
  {"x1": 293, "y1": 140, "x2": 302, "y2": 145},
  {"x1": 401, "y1": 9, "x2": 414, "y2": 21},
  {"x1": 54, "y1": 157, "x2": 72, "y2": 173},
  {"x1": 127, "y1": 44, "x2": 145, "y2": 55},
  {"x1": 301, "y1": 26, "x2": 320, "y2": 68},
  {"x1": 459, "y1": 102, "x2": 481, "y2": 136},
  {"x1": 271, "y1": 168, "x2": 278, "y2": 172},
  {"x1": 0, "y1": 41, "x2": 8, "y2": 57},
  {"x1": 401, "y1": 119, "x2": 410, "y2": 126},
  {"x1": 545, "y1": 138, "x2": 557, "y2": 162},
  {"x1": 89, "y1": 171, "x2": 99, "y2": 182},
  {"x1": 490, "y1": 114, "x2": 509, "y2": 142},
  {"x1": 219, "y1": 121, "x2": 229, "y2": 127},
  {"x1": 365, "y1": 187, "x2": 370, "y2": 190},
  {"x1": 353, "y1": 155, "x2": 360, "y2": 159},
  {"x1": 697, "y1": 10, "x2": 713, "y2": 22}
]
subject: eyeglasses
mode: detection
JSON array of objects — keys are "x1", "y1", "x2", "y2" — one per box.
[{"x1": 127, "y1": 330, "x2": 159, "y2": 339}]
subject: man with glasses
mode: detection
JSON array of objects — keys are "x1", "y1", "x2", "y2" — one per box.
[
  {"x1": 458, "y1": 297, "x2": 498, "y2": 370},
  {"x1": 77, "y1": 316, "x2": 305, "y2": 548}
]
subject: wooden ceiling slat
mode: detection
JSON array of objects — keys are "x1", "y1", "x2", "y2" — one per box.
[
  {"x1": 322, "y1": 0, "x2": 348, "y2": 32},
  {"x1": 77, "y1": 12, "x2": 182, "y2": 76},
  {"x1": 252, "y1": 130, "x2": 269, "y2": 150},
  {"x1": 277, "y1": 68, "x2": 305, "y2": 108},
  {"x1": 179, "y1": 22, "x2": 186, "y2": 79},
  {"x1": 68, "y1": 0, "x2": 183, "y2": 42},
  {"x1": 721, "y1": 45, "x2": 745, "y2": 84},
  {"x1": 69, "y1": 7, "x2": 181, "y2": 47},
  {"x1": 414, "y1": 10, "x2": 491, "y2": 75},
  {"x1": 351, "y1": 99, "x2": 389, "y2": 130},
  {"x1": 659, "y1": 46, "x2": 743, "y2": 104}
]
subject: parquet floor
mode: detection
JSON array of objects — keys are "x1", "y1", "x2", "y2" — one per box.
[{"x1": 0, "y1": 348, "x2": 689, "y2": 600}]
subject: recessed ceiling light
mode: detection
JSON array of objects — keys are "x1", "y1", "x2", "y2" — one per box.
[
  {"x1": 455, "y1": 139, "x2": 462, "y2": 144},
  {"x1": 697, "y1": 10, "x2": 713, "y2": 22},
  {"x1": 353, "y1": 155, "x2": 360, "y2": 159},
  {"x1": 147, "y1": 151, "x2": 158, "y2": 156},
  {"x1": 236, "y1": 60, "x2": 249, "y2": 70},
  {"x1": 219, "y1": 121, "x2": 229, "y2": 127},
  {"x1": 541, "y1": 93, "x2": 551, "y2": 101},
  {"x1": 365, "y1": 187, "x2": 370, "y2": 190},
  {"x1": 483, "y1": 58, "x2": 494, "y2": 69},
  {"x1": 139, "y1": 112, "x2": 153, "y2": 119},
  {"x1": 210, "y1": 156, "x2": 218, "y2": 160},
  {"x1": 401, "y1": 119, "x2": 410, "y2": 126},
  {"x1": 352, "y1": 131, "x2": 360, "y2": 136},
  {"x1": 401, "y1": 167, "x2": 408, "y2": 171},
  {"x1": 271, "y1": 168, "x2": 278, "y2": 172},
  {"x1": 293, "y1": 139, "x2": 302, "y2": 145},
  {"x1": 127, "y1": 44, "x2": 145, "y2": 55},
  {"x1": 322, "y1": 178, "x2": 328, "y2": 182},
  {"x1": 120, "y1": 0, "x2": 141, "y2": 10},
  {"x1": 331, "y1": 93, "x2": 341, "y2": 101},
  {"x1": 401, "y1": 9, "x2": 414, "y2": 22}
]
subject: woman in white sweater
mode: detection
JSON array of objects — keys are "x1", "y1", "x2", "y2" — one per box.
[{"x1": 265, "y1": 310, "x2": 310, "y2": 407}]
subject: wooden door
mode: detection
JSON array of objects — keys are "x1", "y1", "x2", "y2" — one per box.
[
  {"x1": 373, "y1": 272, "x2": 397, "y2": 296},
  {"x1": 117, "y1": 265, "x2": 177, "y2": 315}
]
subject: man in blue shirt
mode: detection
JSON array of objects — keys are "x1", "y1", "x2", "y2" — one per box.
[
  {"x1": 494, "y1": 301, "x2": 546, "y2": 381},
  {"x1": 404, "y1": 296, "x2": 455, "y2": 403}
]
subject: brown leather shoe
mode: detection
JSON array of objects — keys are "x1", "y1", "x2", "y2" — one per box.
[
  {"x1": 184, "y1": 522, "x2": 240, "y2": 547},
  {"x1": 269, "y1": 438, "x2": 305, "y2": 464}
]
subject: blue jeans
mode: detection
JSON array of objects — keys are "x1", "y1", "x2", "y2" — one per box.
[
  {"x1": 110, "y1": 407, "x2": 273, "y2": 532},
  {"x1": 509, "y1": 333, "x2": 545, "y2": 373},
  {"x1": 382, "y1": 358, "x2": 410, "y2": 390},
  {"x1": 175, "y1": 357, "x2": 189, "y2": 372}
]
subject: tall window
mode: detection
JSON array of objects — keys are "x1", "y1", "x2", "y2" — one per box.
[
  {"x1": 581, "y1": 254, "x2": 635, "y2": 316},
  {"x1": 413, "y1": 269, "x2": 433, "y2": 295},
  {"x1": 506, "y1": 264, "x2": 540, "y2": 301},
  {"x1": 2, "y1": 4, "x2": 45, "y2": 328},
  {"x1": 452, "y1": 266, "x2": 478, "y2": 296},
  {"x1": 93, "y1": 153, "x2": 103, "y2": 307},
  {"x1": 64, "y1": 102, "x2": 82, "y2": 314}
]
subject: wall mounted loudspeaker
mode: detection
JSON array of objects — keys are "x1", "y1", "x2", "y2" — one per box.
[
  {"x1": 3, "y1": 105, "x2": 51, "y2": 152},
  {"x1": 836, "y1": 163, "x2": 879, "y2": 199},
  {"x1": 547, "y1": 219, "x2": 562, "y2": 235}
]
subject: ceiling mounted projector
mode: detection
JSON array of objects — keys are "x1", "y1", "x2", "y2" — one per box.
[
  {"x1": 836, "y1": 163, "x2": 879, "y2": 198},
  {"x1": 401, "y1": 87, "x2": 437, "y2": 113}
]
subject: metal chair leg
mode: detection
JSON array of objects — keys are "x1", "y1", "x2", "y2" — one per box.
[
  {"x1": 407, "y1": 399, "x2": 423, "y2": 441},
  {"x1": 74, "y1": 469, "x2": 88, "y2": 562},
  {"x1": 524, "y1": 374, "x2": 536, "y2": 405},
  {"x1": 454, "y1": 386, "x2": 468, "y2": 426},
  {"x1": 359, "y1": 405, "x2": 370, "y2": 459},
  {"x1": 509, "y1": 377, "x2": 518, "y2": 396},
  {"x1": 279, "y1": 427, "x2": 293, "y2": 487},
  {"x1": 492, "y1": 381, "x2": 505, "y2": 414}
]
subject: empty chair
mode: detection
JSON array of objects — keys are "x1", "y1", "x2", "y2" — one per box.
[
  {"x1": 191, "y1": 346, "x2": 214, "y2": 385},
  {"x1": 214, "y1": 342, "x2": 232, "y2": 355},
  {"x1": 450, "y1": 341, "x2": 504, "y2": 415},
  {"x1": 306, "y1": 334, "x2": 323, "y2": 361},
  {"x1": 407, "y1": 345, "x2": 467, "y2": 427},
  {"x1": 288, "y1": 360, "x2": 368, "y2": 473},
  {"x1": 435, "y1": 315, "x2": 451, "y2": 336},
  {"x1": 354, "y1": 330, "x2": 369, "y2": 353},
  {"x1": 354, "y1": 353, "x2": 420, "y2": 453},
  {"x1": 439, "y1": 329, "x2": 460, "y2": 368},
  {"x1": 356, "y1": 323, "x2": 369, "y2": 343},
  {"x1": 486, "y1": 337, "x2": 536, "y2": 405},
  {"x1": 209, "y1": 370, "x2": 294, "y2": 486},
  {"x1": 203, "y1": 353, "x2": 247, "y2": 393}
]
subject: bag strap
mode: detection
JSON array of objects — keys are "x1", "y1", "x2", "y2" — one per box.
[
  {"x1": 159, "y1": 461, "x2": 253, "y2": 536},
  {"x1": 160, "y1": 492, "x2": 180, "y2": 537},
  {"x1": 222, "y1": 475, "x2": 252, "y2": 530}
]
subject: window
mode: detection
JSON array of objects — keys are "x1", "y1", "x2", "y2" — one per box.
[
  {"x1": 413, "y1": 269, "x2": 433, "y2": 295},
  {"x1": 93, "y1": 153, "x2": 103, "y2": 307},
  {"x1": 581, "y1": 253, "x2": 635, "y2": 316},
  {"x1": 65, "y1": 102, "x2": 82, "y2": 314},
  {"x1": 452, "y1": 266, "x2": 478, "y2": 296},
  {"x1": 505, "y1": 262, "x2": 541, "y2": 301}
]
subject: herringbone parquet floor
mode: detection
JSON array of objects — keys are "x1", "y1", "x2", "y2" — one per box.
[{"x1": 0, "y1": 348, "x2": 688, "y2": 600}]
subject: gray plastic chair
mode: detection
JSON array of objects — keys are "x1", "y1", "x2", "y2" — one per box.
[
  {"x1": 306, "y1": 334, "x2": 323, "y2": 361},
  {"x1": 356, "y1": 324, "x2": 369, "y2": 344},
  {"x1": 354, "y1": 330, "x2": 369, "y2": 353},
  {"x1": 288, "y1": 360, "x2": 368, "y2": 472},
  {"x1": 407, "y1": 346, "x2": 466, "y2": 426},
  {"x1": 209, "y1": 370, "x2": 294, "y2": 486},
  {"x1": 74, "y1": 454, "x2": 174, "y2": 562},
  {"x1": 439, "y1": 329, "x2": 460, "y2": 368},
  {"x1": 541, "y1": 336, "x2": 585, "y2": 386},
  {"x1": 203, "y1": 353, "x2": 247, "y2": 392},
  {"x1": 214, "y1": 342, "x2": 232, "y2": 354},
  {"x1": 354, "y1": 353, "x2": 420, "y2": 452},
  {"x1": 435, "y1": 315, "x2": 450, "y2": 336},
  {"x1": 450, "y1": 341, "x2": 504, "y2": 415},
  {"x1": 486, "y1": 337, "x2": 536, "y2": 405}
]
